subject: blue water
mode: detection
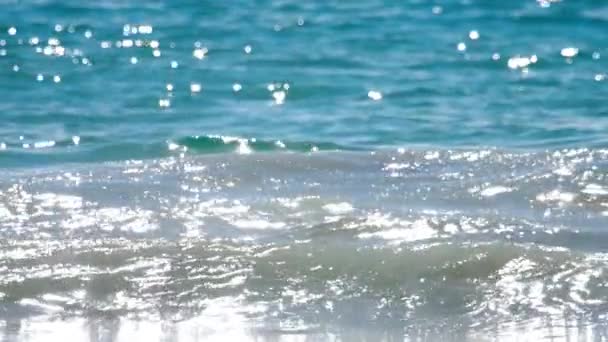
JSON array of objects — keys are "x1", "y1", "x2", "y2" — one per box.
[
  {"x1": 1, "y1": 0, "x2": 607, "y2": 167},
  {"x1": 2, "y1": 1, "x2": 608, "y2": 341}
]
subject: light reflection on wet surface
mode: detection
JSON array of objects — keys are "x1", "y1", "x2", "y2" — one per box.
[
  {"x1": 3, "y1": 0, "x2": 608, "y2": 339},
  {"x1": 1, "y1": 149, "x2": 608, "y2": 340}
]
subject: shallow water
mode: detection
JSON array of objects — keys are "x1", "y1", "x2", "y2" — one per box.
[
  {"x1": 2, "y1": 150, "x2": 608, "y2": 341},
  {"x1": 2, "y1": 0, "x2": 608, "y2": 340}
]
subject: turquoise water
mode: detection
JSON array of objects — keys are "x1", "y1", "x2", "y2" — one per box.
[
  {"x1": 1, "y1": 0, "x2": 607, "y2": 166},
  {"x1": 2, "y1": 1, "x2": 608, "y2": 341}
]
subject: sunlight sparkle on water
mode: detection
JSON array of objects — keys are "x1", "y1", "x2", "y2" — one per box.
[
  {"x1": 368, "y1": 90, "x2": 383, "y2": 101},
  {"x1": 190, "y1": 83, "x2": 202, "y2": 93},
  {"x1": 159, "y1": 99, "x2": 171, "y2": 108},
  {"x1": 561, "y1": 47, "x2": 579, "y2": 58},
  {"x1": 193, "y1": 48, "x2": 208, "y2": 59}
]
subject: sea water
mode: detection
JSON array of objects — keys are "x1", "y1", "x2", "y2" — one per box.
[{"x1": 1, "y1": 0, "x2": 608, "y2": 341}]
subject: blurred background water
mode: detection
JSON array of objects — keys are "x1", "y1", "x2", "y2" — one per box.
[
  {"x1": 0, "y1": 0, "x2": 607, "y2": 166},
  {"x1": 2, "y1": 0, "x2": 608, "y2": 341}
]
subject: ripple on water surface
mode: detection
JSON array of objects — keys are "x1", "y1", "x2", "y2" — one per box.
[
  {"x1": 1, "y1": 149, "x2": 608, "y2": 339},
  {"x1": 2, "y1": 0, "x2": 608, "y2": 340},
  {"x1": 1, "y1": 0, "x2": 608, "y2": 166}
]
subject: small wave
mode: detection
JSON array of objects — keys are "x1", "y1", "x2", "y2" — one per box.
[
  {"x1": 1, "y1": 147, "x2": 608, "y2": 340},
  {"x1": 173, "y1": 135, "x2": 347, "y2": 154},
  {"x1": 0, "y1": 135, "x2": 351, "y2": 168}
]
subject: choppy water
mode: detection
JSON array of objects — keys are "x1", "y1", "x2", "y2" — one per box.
[{"x1": 2, "y1": 0, "x2": 608, "y2": 341}]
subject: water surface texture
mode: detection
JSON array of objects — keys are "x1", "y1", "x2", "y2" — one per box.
[{"x1": 1, "y1": 0, "x2": 608, "y2": 341}]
